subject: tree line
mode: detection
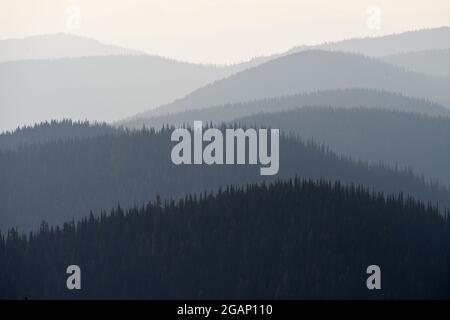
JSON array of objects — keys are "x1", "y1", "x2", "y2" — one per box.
[
  {"x1": 1, "y1": 122, "x2": 448, "y2": 231},
  {"x1": 0, "y1": 178, "x2": 448, "y2": 299}
]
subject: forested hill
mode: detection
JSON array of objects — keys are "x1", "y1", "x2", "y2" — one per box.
[
  {"x1": 0, "y1": 120, "x2": 119, "y2": 151},
  {"x1": 0, "y1": 125, "x2": 449, "y2": 231},
  {"x1": 236, "y1": 107, "x2": 450, "y2": 188},
  {"x1": 1, "y1": 179, "x2": 448, "y2": 299},
  {"x1": 125, "y1": 89, "x2": 450, "y2": 129}
]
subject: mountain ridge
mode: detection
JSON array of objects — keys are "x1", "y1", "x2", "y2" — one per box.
[
  {"x1": 124, "y1": 89, "x2": 450, "y2": 129},
  {"x1": 1, "y1": 123, "x2": 448, "y2": 231},
  {"x1": 130, "y1": 50, "x2": 450, "y2": 121},
  {"x1": 0, "y1": 33, "x2": 145, "y2": 63}
]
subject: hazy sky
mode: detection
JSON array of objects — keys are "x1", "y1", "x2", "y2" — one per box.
[{"x1": 1, "y1": 0, "x2": 449, "y2": 64}]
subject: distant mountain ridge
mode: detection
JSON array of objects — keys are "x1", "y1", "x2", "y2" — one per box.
[
  {"x1": 289, "y1": 27, "x2": 450, "y2": 57},
  {"x1": 0, "y1": 55, "x2": 234, "y2": 132},
  {"x1": 3, "y1": 27, "x2": 449, "y2": 66},
  {"x1": 2, "y1": 28, "x2": 450, "y2": 132},
  {"x1": 130, "y1": 50, "x2": 450, "y2": 122},
  {"x1": 0, "y1": 33, "x2": 145, "y2": 63},
  {"x1": 236, "y1": 107, "x2": 450, "y2": 189},
  {"x1": 231, "y1": 27, "x2": 450, "y2": 71},
  {"x1": 380, "y1": 49, "x2": 450, "y2": 78},
  {"x1": 124, "y1": 89, "x2": 450, "y2": 129}
]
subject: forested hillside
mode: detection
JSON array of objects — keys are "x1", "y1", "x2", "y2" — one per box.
[
  {"x1": 125, "y1": 88, "x2": 450, "y2": 129},
  {"x1": 1, "y1": 179, "x2": 448, "y2": 299},
  {"x1": 0, "y1": 124, "x2": 448, "y2": 231},
  {"x1": 0, "y1": 120, "x2": 119, "y2": 151},
  {"x1": 236, "y1": 107, "x2": 450, "y2": 188}
]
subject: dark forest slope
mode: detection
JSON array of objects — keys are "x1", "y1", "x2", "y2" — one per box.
[{"x1": 1, "y1": 179, "x2": 448, "y2": 299}]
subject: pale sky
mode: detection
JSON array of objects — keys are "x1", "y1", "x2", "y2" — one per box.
[{"x1": 1, "y1": 0, "x2": 449, "y2": 64}]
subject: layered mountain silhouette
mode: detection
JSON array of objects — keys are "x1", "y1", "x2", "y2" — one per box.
[
  {"x1": 3, "y1": 28, "x2": 450, "y2": 133},
  {"x1": 130, "y1": 50, "x2": 450, "y2": 123},
  {"x1": 0, "y1": 122, "x2": 448, "y2": 231},
  {"x1": 232, "y1": 27, "x2": 450, "y2": 71},
  {"x1": 4, "y1": 27, "x2": 449, "y2": 66},
  {"x1": 1, "y1": 27, "x2": 450, "y2": 300},
  {"x1": 0, "y1": 55, "x2": 235, "y2": 132},
  {"x1": 123, "y1": 97, "x2": 450, "y2": 189},
  {"x1": 125, "y1": 89, "x2": 450, "y2": 129},
  {"x1": 1, "y1": 28, "x2": 449, "y2": 233},
  {"x1": 5, "y1": 28, "x2": 448, "y2": 68},
  {"x1": 289, "y1": 27, "x2": 450, "y2": 57},
  {"x1": 236, "y1": 107, "x2": 450, "y2": 189},
  {"x1": 4, "y1": 105, "x2": 448, "y2": 193}
]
